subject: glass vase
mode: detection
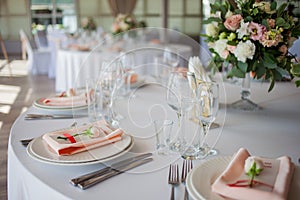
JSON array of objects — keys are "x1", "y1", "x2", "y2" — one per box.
[{"x1": 231, "y1": 73, "x2": 261, "y2": 111}]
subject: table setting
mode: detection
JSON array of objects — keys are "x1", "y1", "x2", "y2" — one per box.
[{"x1": 8, "y1": 23, "x2": 300, "y2": 200}]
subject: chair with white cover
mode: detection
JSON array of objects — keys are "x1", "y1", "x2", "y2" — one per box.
[
  {"x1": 34, "y1": 30, "x2": 50, "y2": 50},
  {"x1": 19, "y1": 29, "x2": 52, "y2": 75}
]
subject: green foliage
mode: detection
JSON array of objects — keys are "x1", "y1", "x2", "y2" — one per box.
[{"x1": 202, "y1": 0, "x2": 300, "y2": 91}]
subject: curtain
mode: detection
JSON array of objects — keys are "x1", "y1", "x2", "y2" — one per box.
[{"x1": 108, "y1": 0, "x2": 137, "y2": 16}]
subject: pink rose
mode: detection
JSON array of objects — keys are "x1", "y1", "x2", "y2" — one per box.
[
  {"x1": 227, "y1": 45, "x2": 237, "y2": 53},
  {"x1": 220, "y1": 50, "x2": 230, "y2": 59},
  {"x1": 224, "y1": 14, "x2": 243, "y2": 31}
]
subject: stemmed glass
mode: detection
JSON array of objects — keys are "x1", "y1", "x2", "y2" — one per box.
[
  {"x1": 166, "y1": 71, "x2": 195, "y2": 152},
  {"x1": 195, "y1": 81, "x2": 219, "y2": 158},
  {"x1": 163, "y1": 47, "x2": 180, "y2": 68},
  {"x1": 100, "y1": 60, "x2": 124, "y2": 127},
  {"x1": 120, "y1": 52, "x2": 136, "y2": 96}
]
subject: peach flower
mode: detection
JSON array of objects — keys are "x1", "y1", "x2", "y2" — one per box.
[{"x1": 224, "y1": 14, "x2": 243, "y2": 31}]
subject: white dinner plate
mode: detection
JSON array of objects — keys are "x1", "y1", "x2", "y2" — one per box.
[
  {"x1": 27, "y1": 134, "x2": 133, "y2": 165},
  {"x1": 33, "y1": 97, "x2": 88, "y2": 110},
  {"x1": 186, "y1": 156, "x2": 300, "y2": 200}
]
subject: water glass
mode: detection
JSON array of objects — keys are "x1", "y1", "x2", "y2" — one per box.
[
  {"x1": 86, "y1": 79, "x2": 105, "y2": 122},
  {"x1": 153, "y1": 120, "x2": 174, "y2": 155}
]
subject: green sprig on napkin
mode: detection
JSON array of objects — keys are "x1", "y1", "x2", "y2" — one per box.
[{"x1": 57, "y1": 126, "x2": 93, "y2": 140}]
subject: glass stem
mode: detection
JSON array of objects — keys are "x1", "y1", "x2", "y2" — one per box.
[
  {"x1": 201, "y1": 122, "x2": 211, "y2": 147},
  {"x1": 241, "y1": 73, "x2": 251, "y2": 100}
]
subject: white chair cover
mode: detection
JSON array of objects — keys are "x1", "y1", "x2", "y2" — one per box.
[{"x1": 19, "y1": 29, "x2": 52, "y2": 75}]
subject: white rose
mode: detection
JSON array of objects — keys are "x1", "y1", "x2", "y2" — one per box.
[
  {"x1": 253, "y1": 1, "x2": 274, "y2": 14},
  {"x1": 214, "y1": 39, "x2": 228, "y2": 57},
  {"x1": 120, "y1": 21, "x2": 130, "y2": 31},
  {"x1": 205, "y1": 23, "x2": 219, "y2": 37},
  {"x1": 233, "y1": 40, "x2": 256, "y2": 62},
  {"x1": 244, "y1": 156, "x2": 264, "y2": 174}
]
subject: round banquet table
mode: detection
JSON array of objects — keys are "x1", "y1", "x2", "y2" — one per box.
[
  {"x1": 55, "y1": 43, "x2": 193, "y2": 92},
  {"x1": 8, "y1": 77, "x2": 300, "y2": 200}
]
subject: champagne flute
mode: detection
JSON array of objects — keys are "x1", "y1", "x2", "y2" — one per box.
[
  {"x1": 195, "y1": 81, "x2": 219, "y2": 158},
  {"x1": 166, "y1": 71, "x2": 195, "y2": 152}
]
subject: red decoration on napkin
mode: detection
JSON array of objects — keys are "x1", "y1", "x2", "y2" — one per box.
[
  {"x1": 212, "y1": 148, "x2": 294, "y2": 200},
  {"x1": 42, "y1": 120, "x2": 123, "y2": 155}
]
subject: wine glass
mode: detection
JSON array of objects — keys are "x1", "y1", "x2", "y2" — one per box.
[
  {"x1": 166, "y1": 71, "x2": 196, "y2": 152},
  {"x1": 120, "y1": 52, "x2": 136, "y2": 96},
  {"x1": 195, "y1": 81, "x2": 219, "y2": 159},
  {"x1": 100, "y1": 60, "x2": 124, "y2": 127},
  {"x1": 163, "y1": 47, "x2": 180, "y2": 68}
]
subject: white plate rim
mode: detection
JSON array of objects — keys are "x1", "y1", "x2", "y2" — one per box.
[
  {"x1": 33, "y1": 98, "x2": 88, "y2": 110},
  {"x1": 186, "y1": 156, "x2": 231, "y2": 200},
  {"x1": 27, "y1": 134, "x2": 133, "y2": 165},
  {"x1": 26, "y1": 139, "x2": 134, "y2": 166},
  {"x1": 186, "y1": 156, "x2": 300, "y2": 200}
]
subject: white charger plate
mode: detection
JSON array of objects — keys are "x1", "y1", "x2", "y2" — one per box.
[
  {"x1": 26, "y1": 134, "x2": 133, "y2": 166},
  {"x1": 33, "y1": 97, "x2": 88, "y2": 110},
  {"x1": 186, "y1": 156, "x2": 300, "y2": 200}
]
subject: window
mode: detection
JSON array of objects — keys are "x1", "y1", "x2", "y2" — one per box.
[{"x1": 31, "y1": 0, "x2": 77, "y2": 33}]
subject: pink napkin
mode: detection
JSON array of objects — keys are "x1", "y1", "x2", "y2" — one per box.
[
  {"x1": 42, "y1": 93, "x2": 87, "y2": 107},
  {"x1": 42, "y1": 120, "x2": 123, "y2": 155},
  {"x1": 212, "y1": 148, "x2": 294, "y2": 200}
]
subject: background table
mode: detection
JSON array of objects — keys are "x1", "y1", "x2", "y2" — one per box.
[
  {"x1": 8, "y1": 77, "x2": 300, "y2": 200},
  {"x1": 55, "y1": 43, "x2": 192, "y2": 92}
]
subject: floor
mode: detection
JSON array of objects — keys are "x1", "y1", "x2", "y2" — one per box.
[{"x1": 0, "y1": 60, "x2": 55, "y2": 200}]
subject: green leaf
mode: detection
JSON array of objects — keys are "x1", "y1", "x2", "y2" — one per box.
[
  {"x1": 291, "y1": 64, "x2": 300, "y2": 76},
  {"x1": 277, "y1": 3, "x2": 287, "y2": 17},
  {"x1": 275, "y1": 67, "x2": 290, "y2": 77},
  {"x1": 230, "y1": 66, "x2": 245, "y2": 78},
  {"x1": 202, "y1": 17, "x2": 222, "y2": 24},
  {"x1": 268, "y1": 78, "x2": 275, "y2": 92},
  {"x1": 276, "y1": 17, "x2": 286, "y2": 27},
  {"x1": 255, "y1": 63, "x2": 266, "y2": 79},
  {"x1": 271, "y1": 1, "x2": 277, "y2": 10},
  {"x1": 262, "y1": 19, "x2": 269, "y2": 29},
  {"x1": 264, "y1": 53, "x2": 277, "y2": 69},
  {"x1": 295, "y1": 80, "x2": 300, "y2": 87},
  {"x1": 237, "y1": 61, "x2": 248, "y2": 73}
]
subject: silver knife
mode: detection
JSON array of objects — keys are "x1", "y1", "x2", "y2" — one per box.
[
  {"x1": 25, "y1": 114, "x2": 86, "y2": 120},
  {"x1": 70, "y1": 153, "x2": 152, "y2": 186},
  {"x1": 77, "y1": 157, "x2": 153, "y2": 190}
]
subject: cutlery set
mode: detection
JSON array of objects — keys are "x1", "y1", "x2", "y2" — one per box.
[
  {"x1": 25, "y1": 113, "x2": 86, "y2": 120},
  {"x1": 70, "y1": 153, "x2": 153, "y2": 189},
  {"x1": 168, "y1": 160, "x2": 193, "y2": 200}
]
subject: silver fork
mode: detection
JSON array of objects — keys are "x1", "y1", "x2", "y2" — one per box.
[
  {"x1": 181, "y1": 159, "x2": 193, "y2": 200},
  {"x1": 168, "y1": 164, "x2": 180, "y2": 200}
]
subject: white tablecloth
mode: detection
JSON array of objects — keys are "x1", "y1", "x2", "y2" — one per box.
[
  {"x1": 8, "y1": 78, "x2": 300, "y2": 200},
  {"x1": 55, "y1": 43, "x2": 192, "y2": 92}
]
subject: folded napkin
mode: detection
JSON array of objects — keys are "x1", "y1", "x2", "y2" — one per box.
[
  {"x1": 42, "y1": 120, "x2": 123, "y2": 155},
  {"x1": 42, "y1": 89, "x2": 87, "y2": 107},
  {"x1": 188, "y1": 56, "x2": 211, "y2": 83},
  {"x1": 212, "y1": 148, "x2": 294, "y2": 200}
]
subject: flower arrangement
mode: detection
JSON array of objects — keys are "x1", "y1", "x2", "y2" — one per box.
[
  {"x1": 202, "y1": 0, "x2": 300, "y2": 91},
  {"x1": 111, "y1": 13, "x2": 146, "y2": 35},
  {"x1": 81, "y1": 17, "x2": 97, "y2": 31}
]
